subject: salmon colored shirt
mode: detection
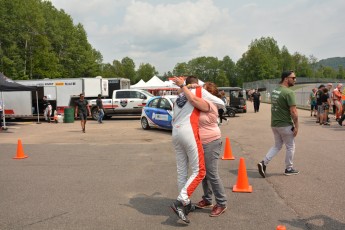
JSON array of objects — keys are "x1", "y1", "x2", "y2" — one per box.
[
  {"x1": 333, "y1": 88, "x2": 342, "y2": 101},
  {"x1": 199, "y1": 100, "x2": 221, "y2": 144}
]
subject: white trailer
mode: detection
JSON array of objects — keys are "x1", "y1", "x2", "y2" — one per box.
[{"x1": 1, "y1": 77, "x2": 130, "y2": 119}]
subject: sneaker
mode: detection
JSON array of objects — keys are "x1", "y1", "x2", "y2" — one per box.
[
  {"x1": 210, "y1": 204, "x2": 227, "y2": 217},
  {"x1": 284, "y1": 168, "x2": 299, "y2": 176},
  {"x1": 170, "y1": 200, "x2": 190, "y2": 223},
  {"x1": 323, "y1": 122, "x2": 330, "y2": 126},
  {"x1": 257, "y1": 161, "x2": 266, "y2": 178},
  {"x1": 195, "y1": 199, "x2": 213, "y2": 209}
]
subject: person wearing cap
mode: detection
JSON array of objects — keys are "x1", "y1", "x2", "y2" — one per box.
[
  {"x1": 315, "y1": 84, "x2": 325, "y2": 123},
  {"x1": 96, "y1": 94, "x2": 104, "y2": 123},
  {"x1": 75, "y1": 93, "x2": 91, "y2": 133},
  {"x1": 258, "y1": 70, "x2": 299, "y2": 177}
]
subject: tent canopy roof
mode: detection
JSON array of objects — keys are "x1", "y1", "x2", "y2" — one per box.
[{"x1": 0, "y1": 73, "x2": 37, "y2": 91}]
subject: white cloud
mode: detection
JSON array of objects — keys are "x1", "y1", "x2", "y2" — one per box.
[{"x1": 49, "y1": 0, "x2": 345, "y2": 73}]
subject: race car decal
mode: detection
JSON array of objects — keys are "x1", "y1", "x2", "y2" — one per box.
[
  {"x1": 152, "y1": 112, "x2": 169, "y2": 121},
  {"x1": 176, "y1": 94, "x2": 188, "y2": 108}
]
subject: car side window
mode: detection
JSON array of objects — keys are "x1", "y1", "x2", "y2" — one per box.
[
  {"x1": 116, "y1": 91, "x2": 130, "y2": 98},
  {"x1": 159, "y1": 99, "x2": 172, "y2": 110},
  {"x1": 129, "y1": 91, "x2": 141, "y2": 99},
  {"x1": 149, "y1": 98, "x2": 159, "y2": 108}
]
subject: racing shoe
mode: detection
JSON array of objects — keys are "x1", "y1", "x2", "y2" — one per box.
[
  {"x1": 185, "y1": 202, "x2": 196, "y2": 215},
  {"x1": 170, "y1": 200, "x2": 190, "y2": 224},
  {"x1": 257, "y1": 161, "x2": 266, "y2": 178}
]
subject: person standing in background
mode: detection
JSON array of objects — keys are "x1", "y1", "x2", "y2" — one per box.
[
  {"x1": 43, "y1": 96, "x2": 52, "y2": 122},
  {"x1": 309, "y1": 88, "x2": 317, "y2": 117},
  {"x1": 75, "y1": 93, "x2": 91, "y2": 133},
  {"x1": 333, "y1": 84, "x2": 343, "y2": 121},
  {"x1": 251, "y1": 89, "x2": 261, "y2": 113},
  {"x1": 218, "y1": 90, "x2": 228, "y2": 124},
  {"x1": 0, "y1": 99, "x2": 3, "y2": 129},
  {"x1": 96, "y1": 94, "x2": 104, "y2": 123}
]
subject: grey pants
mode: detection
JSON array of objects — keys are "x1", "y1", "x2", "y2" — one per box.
[
  {"x1": 263, "y1": 126, "x2": 295, "y2": 170},
  {"x1": 202, "y1": 139, "x2": 227, "y2": 207}
]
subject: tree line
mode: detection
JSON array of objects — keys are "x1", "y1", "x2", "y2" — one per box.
[{"x1": 1, "y1": 0, "x2": 344, "y2": 86}]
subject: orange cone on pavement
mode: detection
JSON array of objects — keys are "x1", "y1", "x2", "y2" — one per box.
[
  {"x1": 276, "y1": 226, "x2": 286, "y2": 230},
  {"x1": 221, "y1": 137, "x2": 235, "y2": 160},
  {"x1": 233, "y1": 157, "x2": 252, "y2": 193},
  {"x1": 13, "y1": 139, "x2": 28, "y2": 159}
]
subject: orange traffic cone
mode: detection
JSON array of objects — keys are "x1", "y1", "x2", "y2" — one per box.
[
  {"x1": 233, "y1": 157, "x2": 252, "y2": 193},
  {"x1": 221, "y1": 137, "x2": 235, "y2": 160},
  {"x1": 276, "y1": 226, "x2": 286, "y2": 230},
  {"x1": 13, "y1": 139, "x2": 28, "y2": 159}
]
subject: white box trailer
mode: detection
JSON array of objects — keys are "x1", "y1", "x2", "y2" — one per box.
[{"x1": 1, "y1": 77, "x2": 129, "y2": 119}]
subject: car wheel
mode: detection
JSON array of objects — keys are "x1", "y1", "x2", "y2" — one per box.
[
  {"x1": 227, "y1": 110, "x2": 236, "y2": 117},
  {"x1": 141, "y1": 117, "x2": 150, "y2": 130},
  {"x1": 91, "y1": 108, "x2": 99, "y2": 120}
]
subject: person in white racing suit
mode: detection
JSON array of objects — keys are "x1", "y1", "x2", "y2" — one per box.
[
  {"x1": 170, "y1": 76, "x2": 225, "y2": 223},
  {"x1": 43, "y1": 96, "x2": 52, "y2": 122}
]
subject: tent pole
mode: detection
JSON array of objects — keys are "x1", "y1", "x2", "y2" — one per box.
[
  {"x1": 36, "y1": 91, "x2": 40, "y2": 124},
  {"x1": 1, "y1": 91, "x2": 6, "y2": 130}
]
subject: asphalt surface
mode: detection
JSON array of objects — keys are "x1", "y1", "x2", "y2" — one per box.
[{"x1": 0, "y1": 103, "x2": 344, "y2": 230}]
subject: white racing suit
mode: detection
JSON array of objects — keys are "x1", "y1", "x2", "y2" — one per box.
[
  {"x1": 172, "y1": 87, "x2": 225, "y2": 205},
  {"x1": 44, "y1": 104, "x2": 52, "y2": 121}
]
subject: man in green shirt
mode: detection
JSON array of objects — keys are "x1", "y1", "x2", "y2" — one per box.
[{"x1": 258, "y1": 71, "x2": 299, "y2": 177}]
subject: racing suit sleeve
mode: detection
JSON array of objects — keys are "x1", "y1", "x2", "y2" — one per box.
[{"x1": 201, "y1": 88, "x2": 225, "y2": 109}]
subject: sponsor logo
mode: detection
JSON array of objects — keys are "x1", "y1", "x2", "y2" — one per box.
[
  {"x1": 176, "y1": 94, "x2": 188, "y2": 108},
  {"x1": 120, "y1": 99, "x2": 128, "y2": 107}
]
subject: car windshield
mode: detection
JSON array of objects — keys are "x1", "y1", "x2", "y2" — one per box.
[{"x1": 170, "y1": 98, "x2": 177, "y2": 103}]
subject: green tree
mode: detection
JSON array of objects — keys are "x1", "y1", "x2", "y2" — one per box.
[
  {"x1": 291, "y1": 52, "x2": 313, "y2": 77},
  {"x1": 281, "y1": 46, "x2": 293, "y2": 72},
  {"x1": 221, "y1": 56, "x2": 236, "y2": 86},
  {"x1": 113, "y1": 60, "x2": 124, "y2": 78},
  {"x1": 173, "y1": 62, "x2": 189, "y2": 76},
  {"x1": 337, "y1": 66, "x2": 345, "y2": 79},
  {"x1": 121, "y1": 57, "x2": 136, "y2": 83},
  {"x1": 236, "y1": 37, "x2": 281, "y2": 83},
  {"x1": 136, "y1": 63, "x2": 157, "y2": 82},
  {"x1": 0, "y1": 0, "x2": 102, "y2": 79}
]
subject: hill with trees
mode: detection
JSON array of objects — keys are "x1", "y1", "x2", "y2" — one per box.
[{"x1": 315, "y1": 57, "x2": 345, "y2": 69}]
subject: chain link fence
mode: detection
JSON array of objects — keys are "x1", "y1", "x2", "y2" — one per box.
[{"x1": 243, "y1": 78, "x2": 345, "y2": 110}]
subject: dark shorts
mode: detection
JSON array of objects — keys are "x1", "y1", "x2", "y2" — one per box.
[{"x1": 78, "y1": 112, "x2": 88, "y2": 120}]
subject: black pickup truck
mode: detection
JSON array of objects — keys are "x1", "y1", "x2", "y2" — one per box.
[{"x1": 218, "y1": 87, "x2": 247, "y2": 116}]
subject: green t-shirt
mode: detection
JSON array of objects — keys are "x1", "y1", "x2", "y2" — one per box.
[{"x1": 271, "y1": 85, "x2": 296, "y2": 127}]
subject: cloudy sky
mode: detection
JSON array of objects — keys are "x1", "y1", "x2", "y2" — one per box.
[{"x1": 50, "y1": 0, "x2": 344, "y2": 74}]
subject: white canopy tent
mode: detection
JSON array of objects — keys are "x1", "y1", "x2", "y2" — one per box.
[
  {"x1": 130, "y1": 79, "x2": 147, "y2": 89},
  {"x1": 144, "y1": 75, "x2": 165, "y2": 89}
]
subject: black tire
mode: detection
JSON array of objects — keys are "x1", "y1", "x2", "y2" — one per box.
[
  {"x1": 141, "y1": 117, "x2": 150, "y2": 130},
  {"x1": 227, "y1": 110, "x2": 236, "y2": 117},
  {"x1": 91, "y1": 107, "x2": 99, "y2": 120}
]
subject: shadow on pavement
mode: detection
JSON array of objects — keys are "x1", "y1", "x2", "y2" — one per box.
[
  {"x1": 122, "y1": 192, "x2": 189, "y2": 227},
  {"x1": 280, "y1": 214, "x2": 345, "y2": 230}
]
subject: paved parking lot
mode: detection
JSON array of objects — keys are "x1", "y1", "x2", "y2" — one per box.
[{"x1": 1, "y1": 103, "x2": 344, "y2": 230}]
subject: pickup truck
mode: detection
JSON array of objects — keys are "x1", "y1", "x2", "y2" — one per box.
[{"x1": 89, "y1": 89, "x2": 154, "y2": 120}]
